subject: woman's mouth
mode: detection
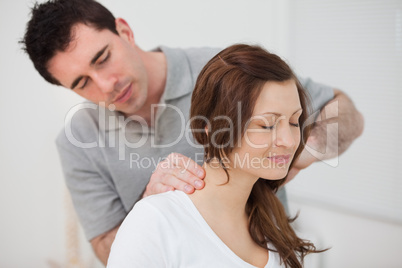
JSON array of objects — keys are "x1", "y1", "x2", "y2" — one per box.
[{"x1": 267, "y1": 154, "x2": 291, "y2": 164}]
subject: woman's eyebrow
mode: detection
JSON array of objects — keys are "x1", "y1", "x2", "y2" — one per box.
[
  {"x1": 258, "y1": 108, "x2": 303, "y2": 117},
  {"x1": 292, "y1": 108, "x2": 303, "y2": 115}
]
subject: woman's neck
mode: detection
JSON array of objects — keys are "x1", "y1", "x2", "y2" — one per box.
[
  {"x1": 189, "y1": 160, "x2": 259, "y2": 224},
  {"x1": 188, "y1": 160, "x2": 269, "y2": 268}
]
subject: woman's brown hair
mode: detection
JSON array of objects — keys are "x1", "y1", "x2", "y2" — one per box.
[{"x1": 190, "y1": 44, "x2": 324, "y2": 268}]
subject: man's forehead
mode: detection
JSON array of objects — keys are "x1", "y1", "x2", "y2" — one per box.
[
  {"x1": 67, "y1": 23, "x2": 107, "y2": 50},
  {"x1": 47, "y1": 25, "x2": 111, "y2": 83}
]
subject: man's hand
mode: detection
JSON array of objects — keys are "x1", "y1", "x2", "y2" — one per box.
[
  {"x1": 285, "y1": 89, "x2": 364, "y2": 183},
  {"x1": 285, "y1": 136, "x2": 319, "y2": 183},
  {"x1": 142, "y1": 153, "x2": 206, "y2": 198},
  {"x1": 91, "y1": 154, "x2": 205, "y2": 265}
]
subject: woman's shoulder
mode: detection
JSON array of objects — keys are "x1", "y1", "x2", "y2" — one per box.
[
  {"x1": 116, "y1": 190, "x2": 196, "y2": 248},
  {"x1": 128, "y1": 190, "x2": 191, "y2": 221},
  {"x1": 109, "y1": 193, "x2": 189, "y2": 267},
  {"x1": 136, "y1": 190, "x2": 188, "y2": 208}
]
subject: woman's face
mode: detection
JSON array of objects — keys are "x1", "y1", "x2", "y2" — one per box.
[{"x1": 229, "y1": 79, "x2": 302, "y2": 180}]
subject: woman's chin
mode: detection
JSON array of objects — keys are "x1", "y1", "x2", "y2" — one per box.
[{"x1": 259, "y1": 168, "x2": 290, "y2": 181}]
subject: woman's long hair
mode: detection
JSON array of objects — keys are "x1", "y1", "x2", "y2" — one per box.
[{"x1": 190, "y1": 44, "x2": 325, "y2": 268}]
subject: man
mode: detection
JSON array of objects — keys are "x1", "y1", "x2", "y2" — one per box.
[{"x1": 22, "y1": 0, "x2": 363, "y2": 265}]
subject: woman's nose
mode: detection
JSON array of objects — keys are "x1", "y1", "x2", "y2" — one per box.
[{"x1": 274, "y1": 121, "x2": 296, "y2": 148}]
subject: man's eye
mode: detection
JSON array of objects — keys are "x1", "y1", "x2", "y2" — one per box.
[
  {"x1": 290, "y1": 122, "x2": 300, "y2": 127},
  {"x1": 79, "y1": 78, "x2": 88, "y2": 89},
  {"x1": 99, "y1": 52, "x2": 110, "y2": 64}
]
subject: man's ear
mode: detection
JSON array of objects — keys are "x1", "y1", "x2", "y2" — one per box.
[{"x1": 115, "y1": 18, "x2": 135, "y2": 45}]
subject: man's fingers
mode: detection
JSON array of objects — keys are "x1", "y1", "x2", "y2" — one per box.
[
  {"x1": 166, "y1": 172, "x2": 197, "y2": 194},
  {"x1": 156, "y1": 174, "x2": 196, "y2": 194},
  {"x1": 147, "y1": 181, "x2": 174, "y2": 196},
  {"x1": 143, "y1": 153, "x2": 206, "y2": 198},
  {"x1": 169, "y1": 166, "x2": 205, "y2": 190},
  {"x1": 166, "y1": 153, "x2": 205, "y2": 179},
  {"x1": 284, "y1": 168, "x2": 300, "y2": 184}
]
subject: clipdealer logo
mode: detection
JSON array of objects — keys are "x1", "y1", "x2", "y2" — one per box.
[{"x1": 63, "y1": 101, "x2": 339, "y2": 167}]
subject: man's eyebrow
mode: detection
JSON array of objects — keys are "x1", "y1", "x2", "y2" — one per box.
[
  {"x1": 90, "y1": 45, "x2": 108, "y2": 65},
  {"x1": 71, "y1": 76, "x2": 84, "y2": 90},
  {"x1": 70, "y1": 45, "x2": 108, "y2": 89}
]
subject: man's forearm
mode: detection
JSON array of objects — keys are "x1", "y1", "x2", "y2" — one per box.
[
  {"x1": 285, "y1": 88, "x2": 364, "y2": 183},
  {"x1": 91, "y1": 224, "x2": 121, "y2": 266},
  {"x1": 307, "y1": 88, "x2": 364, "y2": 159}
]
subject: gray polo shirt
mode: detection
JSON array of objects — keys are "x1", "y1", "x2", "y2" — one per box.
[{"x1": 56, "y1": 46, "x2": 334, "y2": 240}]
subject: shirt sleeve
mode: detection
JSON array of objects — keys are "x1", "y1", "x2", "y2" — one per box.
[
  {"x1": 56, "y1": 128, "x2": 126, "y2": 241},
  {"x1": 298, "y1": 76, "x2": 334, "y2": 113},
  {"x1": 107, "y1": 200, "x2": 167, "y2": 267}
]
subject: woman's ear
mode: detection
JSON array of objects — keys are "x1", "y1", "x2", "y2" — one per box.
[
  {"x1": 115, "y1": 18, "x2": 135, "y2": 45},
  {"x1": 205, "y1": 126, "x2": 209, "y2": 137}
]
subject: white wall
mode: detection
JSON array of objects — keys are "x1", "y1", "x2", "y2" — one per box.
[
  {"x1": 0, "y1": 1, "x2": 84, "y2": 267},
  {"x1": 285, "y1": 1, "x2": 402, "y2": 268},
  {"x1": 0, "y1": 0, "x2": 400, "y2": 267}
]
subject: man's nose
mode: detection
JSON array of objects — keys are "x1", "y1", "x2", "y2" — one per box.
[{"x1": 93, "y1": 72, "x2": 117, "y2": 94}]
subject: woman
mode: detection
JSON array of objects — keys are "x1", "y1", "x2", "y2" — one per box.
[{"x1": 107, "y1": 44, "x2": 324, "y2": 268}]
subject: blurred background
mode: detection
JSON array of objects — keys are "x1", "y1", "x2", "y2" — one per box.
[{"x1": 1, "y1": 0, "x2": 401, "y2": 267}]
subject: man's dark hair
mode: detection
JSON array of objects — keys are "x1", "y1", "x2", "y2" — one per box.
[{"x1": 21, "y1": 0, "x2": 118, "y2": 85}]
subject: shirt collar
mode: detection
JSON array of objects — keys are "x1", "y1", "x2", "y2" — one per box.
[{"x1": 157, "y1": 46, "x2": 194, "y2": 101}]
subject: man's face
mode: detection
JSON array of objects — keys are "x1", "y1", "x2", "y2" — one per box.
[{"x1": 47, "y1": 21, "x2": 148, "y2": 117}]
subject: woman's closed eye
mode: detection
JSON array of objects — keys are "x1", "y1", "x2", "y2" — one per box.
[
  {"x1": 261, "y1": 125, "x2": 275, "y2": 130},
  {"x1": 260, "y1": 122, "x2": 298, "y2": 130}
]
